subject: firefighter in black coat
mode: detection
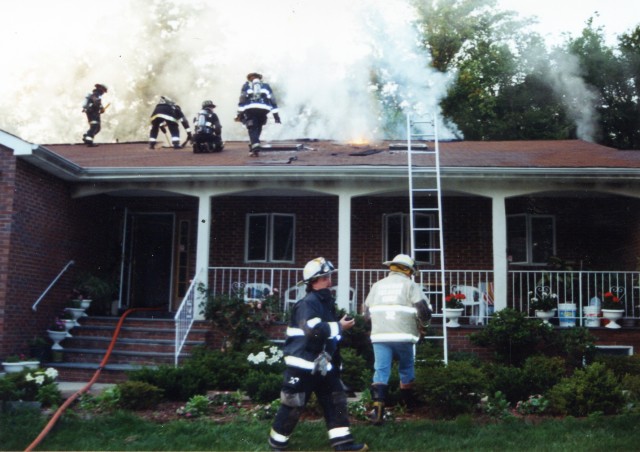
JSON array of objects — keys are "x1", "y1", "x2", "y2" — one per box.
[
  {"x1": 149, "y1": 96, "x2": 192, "y2": 149},
  {"x1": 268, "y1": 258, "x2": 368, "y2": 452},
  {"x1": 82, "y1": 83, "x2": 108, "y2": 147},
  {"x1": 192, "y1": 100, "x2": 223, "y2": 153},
  {"x1": 236, "y1": 72, "x2": 281, "y2": 156}
]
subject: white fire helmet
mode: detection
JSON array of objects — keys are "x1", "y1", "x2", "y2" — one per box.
[
  {"x1": 383, "y1": 254, "x2": 416, "y2": 273},
  {"x1": 299, "y1": 257, "x2": 336, "y2": 285}
]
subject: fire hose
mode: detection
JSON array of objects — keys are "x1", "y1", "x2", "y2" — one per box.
[{"x1": 24, "y1": 307, "x2": 162, "y2": 452}]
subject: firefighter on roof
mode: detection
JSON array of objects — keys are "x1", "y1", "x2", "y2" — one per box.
[
  {"x1": 236, "y1": 72, "x2": 281, "y2": 157},
  {"x1": 149, "y1": 96, "x2": 192, "y2": 149},
  {"x1": 82, "y1": 83, "x2": 108, "y2": 147},
  {"x1": 192, "y1": 100, "x2": 224, "y2": 153},
  {"x1": 268, "y1": 257, "x2": 368, "y2": 452}
]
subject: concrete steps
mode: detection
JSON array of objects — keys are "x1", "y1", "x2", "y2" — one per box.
[{"x1": 44, "y1": 316, "x2": 209, "y2": 383}]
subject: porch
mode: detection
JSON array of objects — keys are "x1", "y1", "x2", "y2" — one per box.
[{"x1": 205, "y1": 267, "x2": 640, "y2": 326}]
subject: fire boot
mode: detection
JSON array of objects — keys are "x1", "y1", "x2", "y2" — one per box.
[
  {"x1": 369, "y1": 384, "x2": 388, "y2": 426},
  {"x1": 400, "y1": 383, "x2": 417, "y2": 412},
  {"x1": 334, "y1": 442, "x2": 369, "y2": 451}
]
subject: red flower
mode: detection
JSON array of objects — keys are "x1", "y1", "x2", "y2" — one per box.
[
  {"x1": 602, "y1": 292, "x2": 622, "y2": 310},
  {"x1": 445, "y1": 292, "x2": 466, "y2": 309}
]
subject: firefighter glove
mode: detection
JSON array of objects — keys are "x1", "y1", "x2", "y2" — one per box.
[
  {"x1": 311, "y1": 351, "x2": 332, "y2": 376},
  {"x1": 273, "y1": 113, "x2": 281, "y2": 124}
]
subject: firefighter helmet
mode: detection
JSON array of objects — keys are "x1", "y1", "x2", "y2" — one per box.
[
  {"x1": 299, "y1": 257, "x2": 336, "y2": 285},
  {"x1": 247, "y1": 72, "x2": 263, "y2": 81},
  {"x1": 202, "y1": 100, "x2": 216, "y2": 108},
  {"x1": 95, "y1": 83, "x2": 108, "y2": 93},
  {"x1": 383, "y1": 254, "x2": 417, "y2": 273},
  {"x1": 159, "y1": 96, "x2": 174, "y2": 105}
]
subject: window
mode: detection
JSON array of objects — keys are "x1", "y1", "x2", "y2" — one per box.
[
  {"x1": 383, "y1": 212, "x2": 434, "y2": 264},
  {"x1": 507, "y1": 214, "x2": 555, "y2": 265},
  {"x1": 246, "y1": 213, "x2": 295, "y2": 263}
]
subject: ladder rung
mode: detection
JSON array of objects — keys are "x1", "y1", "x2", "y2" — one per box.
[
  {"x1": 413, "y1": 227, "x2": 439, "y2": 232},
  {"x1": 412, "y1": 207, "x2": 439, "y2": 212},
  {"x1": 411, "y1": 188, "x2": 438, "y2": 192},
  {"x1": 422, "y1": 336, "x2": 445, "y2": 340},
  {"x1": 414, "y1": 248, "x2": 442, "y2": 252}
]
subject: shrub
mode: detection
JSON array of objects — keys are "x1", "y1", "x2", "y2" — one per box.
[
  {"x1": 516, "y1": 394, "x2": 549, "y2": 415},
  {"x1": 483, "y1": 391, "x2": 513, "y2": 419},
  {"x1": 521, "y1": 355, "x2": 566, "y2": 394},
  {"x1": 340, "y1": 314, "x2": 373, "y2": 366},
  {"x1": 339, "y1": 347, "x2": 369, "y2": 392},
  {"x1": 483, "y1": 363, "x2": 526, "y2": 405},
  {"x1": 470, "y1": 308, "x2": 543, "y2": 365},
  {"x1": 621, "y1": 374, "x2": 640, "y2": 407},
  {"x1": 595, "y1": 354, "x2": 640, "y2": 381},
  {"x1": 185, "y1": 347, "x2": 249, "y2": 392},
  {"x1": 547, "y1": 362, "x2": 625, "y2": 416},
  {"x1": 550, "y1": 327, "x2": 597, "y2": 369},
  {"x1": 241, "y1": 370, "x2": 282, "y2": 404},
  {"x1": 414, "y1": 360, "x2": 487, "y2": 418},
  {"x1": 116, "y1": 381, "x2": 163, "y2": 410},
  {"x1": 128, "y1": 364, "x2": 209, "y2": 401},
  {"x1": 177, "y1": 394, "x2": 211, "y2": 418}
]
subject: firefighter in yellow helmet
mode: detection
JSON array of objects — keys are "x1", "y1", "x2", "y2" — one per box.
[
  {"x1": 268, "y1": 257, "x2": 368, "y2": 452},
  {"x1": 364, "y1": 254, "x2": 432, "y2": 425}
]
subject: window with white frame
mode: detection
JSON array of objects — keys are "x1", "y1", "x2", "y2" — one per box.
[
  {"x1": 246, "y1": 213, "x2": 295, "y2": 263},
  {"x1": 383, "y1": 212, "x2": 434, "y2": 265},
  {"x1": 507, "y1": 214, "x2": 555, "y2": 265}
]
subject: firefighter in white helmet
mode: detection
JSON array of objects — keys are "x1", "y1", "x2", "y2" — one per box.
[
  {"x1": 268, "y1": 257, "x2": 368, "y2": 452},
  {"x1": 364, "y1": 254, "x2": 432, "y2": 425}
]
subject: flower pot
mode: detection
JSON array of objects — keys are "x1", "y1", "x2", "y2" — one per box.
[
  {"x1": 602, "y1": 309, "x2": 624, "y2": 329},
  {"x1": 444, "y1": 308, "x2": 464, "y2": 328},
  {"x1": 22, "y1": 360, "x2": 40, "y2": 370},
  {"x1": 80, "y1": 299, "x2": 92, "y2": 316},
  {"x1": 47, "y1": 330, "x2": 67, "y2": 350},
  {"x1": 2, "y1": 362, "x2": 25, "y2": 373},
  {"x1": 65, "y1": 307, "x2": 85, "y2": 326},
  {"x1": 535, "y1": 309, "x2": 555, "y2": 325},
  {"x1": 62, "y1": 319, "x2": 76, "y2": 337}
]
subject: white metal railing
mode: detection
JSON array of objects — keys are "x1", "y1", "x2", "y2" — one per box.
[
  {"x1": 509, "y1": 271, "x2": 640, "y2": 323},
  {"x1": 174, "y1": 268, "x2": 204, "y2": 366},
  {"x1": 32, "y1": 260, "x2": 75, "y2": 311}
]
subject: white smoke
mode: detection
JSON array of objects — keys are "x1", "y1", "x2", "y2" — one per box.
[{"x1": 0, "y1": 0, "x2": 454, "y2": 144}]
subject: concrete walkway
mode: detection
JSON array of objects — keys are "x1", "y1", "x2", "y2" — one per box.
[{"x1": 56, "y1": 382, "x2": 116, "y2": 398}]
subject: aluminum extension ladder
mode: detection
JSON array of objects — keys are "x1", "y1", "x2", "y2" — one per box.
[{"x1": 406, "y1": 113, "x2": 448, "y2": 364}]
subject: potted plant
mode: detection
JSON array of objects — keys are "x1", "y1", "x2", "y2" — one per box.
[
  {"x1": 444, "y1": 292, "x2": 465, "y2": 328},
  {"x1": 602, "y1": 291, "x2": 625, "y2": 329},
  {"x1": 2, "y1": 355, "x2": 26, "y2": 373},
  {"x1": 47, "y1": 318, "x2": 68, "y2": 350},
  {"x1": 529, "y1": 288, "x2": 557, "y2": 324},
  {"x1": 73, "y1": 273, "x2": 118, "y2": 315}
]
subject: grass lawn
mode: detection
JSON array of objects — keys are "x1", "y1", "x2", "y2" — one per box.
[{"x1": 2, "y1": 408, "x2": 640, "y2": 451}]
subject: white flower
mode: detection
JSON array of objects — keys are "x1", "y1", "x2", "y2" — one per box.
[
  {"x1": 34, "y1": 375, "x2": 45, "y2": 385},
  {"x1": 44, "y1": 367, "x2": 58, "y2": 379},
  {"x1": 25, "y1": 373, "x2": 35, "y2": 382}
]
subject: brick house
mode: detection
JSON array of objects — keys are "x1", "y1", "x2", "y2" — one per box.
[{"x1": 2, "y1": 130, "x2": 640, "y2": 362}]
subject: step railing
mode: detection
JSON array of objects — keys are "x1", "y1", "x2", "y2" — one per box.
[
  {"x1": 32, "y1": 260, "x2": 75, "y2": 311},
  {"x1": 174, "y1": 268, "x2": 203, "y2": 366}
]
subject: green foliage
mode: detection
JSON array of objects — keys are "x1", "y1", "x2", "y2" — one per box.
[
  {"x1": 77, "y1": 387, "x2": 121, "y2": 412},
  {"x1": 522, "y1": 355, "x2": 566, "y2": 393},
  {"x1": 127, "y1": 365, "x2": 205, "y2": 401},
  {"x1": 116, "y1": 381, "x2": 163, "y2": 410},
  {"x1": 414, "y1": 360, "x2": 487, "y2": 418},
  {"x1": 339, "y1": 314, "x2": 373, "y2": 366},
  {"x1": 483, "y1": 391, "x2": 513, "y2": 420},
  {"x1": 241, "y1": 370, "x2": 282, "y2": 404},
  {"x1": 470, "y1": 308, "x2": 543, "y2": 365},
  {"x1": 35, "y1": 383, "x2": 62, "y2": 408},
  {"x1": 621, "y1": 374, "x2": 640, "y2": 407},
  {"x1": 483, "y1": 363, "x2": 526, "y2": 405},
  {"x1": 547, "y1": 362, "x2": 625, "y2": 416},
  {"x1": 595, "y1": 354, "x2": 640, "y2": 381},
  {"x1": 516, "y1": 394, "x2": 549, "y2": 415},
  {"x1": 199, "y1": 291, "x2": 277, "y2": 350},
  {"x1": 176, "y1": 394, "x2": 210, "y2": 418},
  {"x1": 339, "y1": 347, "x2": 369, "y2": 392}
]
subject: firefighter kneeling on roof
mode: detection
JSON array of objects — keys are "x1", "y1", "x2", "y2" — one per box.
[
  {"x1": 192, "y1": 100, "x2": 224, "y2": 153},
  {"x1": 268, "y1": 257, "x2": 368, "y2": 452},
  {"x1": 148, "y1": 96, "x2": 192, "y2": 149}
]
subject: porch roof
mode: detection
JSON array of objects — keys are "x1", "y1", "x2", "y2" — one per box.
[{"x1": 8, "y1": 134, "x2": 640, "y2": 183}]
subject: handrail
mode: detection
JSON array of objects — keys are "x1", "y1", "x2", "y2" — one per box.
[
  {"x1": 174, "y1": 268, "x2": 203, "y2": 366},
  {"x1": 32, "y1": 260, "x2": 75, "y2": 311},
  {"x1": 24, "y1": 307, "x2": 161, "y2": 452}
]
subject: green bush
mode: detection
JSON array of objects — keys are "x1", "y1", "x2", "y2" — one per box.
[
  {"x1": 595, "y1": 354, "x2": 640, "y2": 381},
  {"x1": 522, "y1": 355, "x2": 566, "y2": 394},
  {"x1": 414, "y1": 360, "x2": 487, "y2": 418},
  {"x1": 127, "y1": 365, "x2": 205, "y2": 401},
  {"x1": 117, "y1": 381, "x2": 164, "y2": 410},
  {"x1": 547, "y1": 362, "x2": 625, "y2": 416},
  {"x1": 546, "y1": 327, "x2": 597, "y2": 369},
  {"x1": 241, "y1": 370, "x2": 282, "y2": 404},
  {"x1": 621, "y1": 374, "x2": 640, "y2": 407},
  {"x1": 470, "y1": 308, "x2": 543, "y2": 365},
  {"x1": 339, "y1": 347, "x2": 369, "y2": 392},
  {"x1": 177, "y1": 394, "x2": 211, "y2": 418},
  {"x1": 184, "y1": 347, "x2": 249, "y2": 392},
  {"x1": 483, "y1": 363, "x2": 526, "y2": 405}
]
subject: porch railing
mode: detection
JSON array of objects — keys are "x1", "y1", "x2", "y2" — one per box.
[
  {"x1": 204, "y1": 267, "x2": 640, "y2": 324},
  {"x1": 174, "y1": 268, "x2": 203, "y2": 366}
]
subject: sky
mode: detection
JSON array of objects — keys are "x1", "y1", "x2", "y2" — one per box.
[{"x1": 0, "y1": 0, "x2": 637, "y2": 145}]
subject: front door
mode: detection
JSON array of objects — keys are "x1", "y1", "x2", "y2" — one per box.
[{"x1": 124, "y1": 213, "x2": 175, "y2": 310}]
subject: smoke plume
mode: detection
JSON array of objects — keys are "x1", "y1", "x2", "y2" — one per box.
[{"x1": 0, "y1": 0, "x2": 454, "y2": 144}]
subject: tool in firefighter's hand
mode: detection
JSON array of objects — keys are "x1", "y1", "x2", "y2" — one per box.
[
  {"x1": 180, "y1": 132, "x2": 193, "y2": 148},
  {"x1": 234, "y1": 114, "x2": 242, "y2": 122},
  {"x1": 99, "y1": 103, "x2": 111, "y2": 114},
  {"x1": 311, "y1": 351, "x2": 332, "y2": 376},
  {"x1": 273, "y1": 113, "x2": 281, "y2": 124}
]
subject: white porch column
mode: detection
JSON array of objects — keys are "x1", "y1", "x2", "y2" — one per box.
[
  {"x1": 492, "y1": 194, "x2": 508, "y2": 311},
  {"x1": 194, "y1": 194, "x2": 211, "y2": 320},
  {"x1": 336, "y1": 192, "x2": 352, "y2": 312}
]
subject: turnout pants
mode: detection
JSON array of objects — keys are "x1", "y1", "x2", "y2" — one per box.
[
  {"x1": 269, "y1": 367, "x2": 354, "y2": 450},
  {"x1": 84, "y1": 111, "x2": 101, "y2": 142},
  {"x1": 241, "y1": 109, "x2": 269, "y2": 150},
  {"x1": 150, "y1": 118, "x2": 180, "y2": 148}
]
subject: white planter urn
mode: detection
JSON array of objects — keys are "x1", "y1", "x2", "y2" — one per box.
[
  {"x1": 535, "y1": 309, "x2": 555, "y2": 325},
  {"x1": 602, "y1": 309, "x2": 624, "y2": 329},
  {"x1": 444, "y1": 308, "x2": 464, "y2": 328},
  {"x1": 2, "y1": 362, "x2": 25, "y2": 373},
  {"x1": 47, "y1": 330, "x2": 67, "y2": 350},
  {"x1": 65, "y1": 307, "x2": 86, "y2": 327}
]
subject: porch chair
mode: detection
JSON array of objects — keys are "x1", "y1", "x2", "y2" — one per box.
[
  {"x1": 450, "y1": 284, "x2": 486, "y2": 325},
  {"x1": 330, "y1": 286, "x2": 357, "y2": 314},
  {"x1": 284, "y1": 285, "x2": 307, "y2": 311}
]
